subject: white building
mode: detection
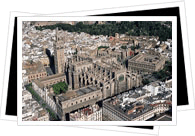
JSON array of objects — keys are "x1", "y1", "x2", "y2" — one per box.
[
  {"x1": 143, "y1": 82, "x2": 161, "y2": 96},
  {"x1": 70, "y1": 104, "x2": 102, "y2": 121}
]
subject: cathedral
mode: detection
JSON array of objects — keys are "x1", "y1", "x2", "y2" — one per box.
[
  {"x1": 33, "y1": 28, "x2": 143, "y2": 120},
  {"x1": 53, "y1": 27, "x2": 142, "y2": 100}
]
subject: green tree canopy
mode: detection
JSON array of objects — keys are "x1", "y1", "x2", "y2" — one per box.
[
  {"x1": 35, "y1": 21, "x2": 172, "y2": 41},
  {"x1": 152, "y1": 61, "x2": 172, "y2": 81},
  {"x1": 52, "y1": 81, "x2": 68, "y2": 95},
  {"x1": 121, "y1": 45, "x2": 127, "y2": 49},
  {"x1": 98, "y1": 46, "x2": 109, "y2": 50}
]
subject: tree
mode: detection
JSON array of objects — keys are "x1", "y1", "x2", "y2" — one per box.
[
  {"x1": 52, "y1": 81, "x2": 68, "y2": 95},
  {"x1": 142, "y1": 78, "x2": 150, "y2": 85},
  {"x1": 121, "y1": 45, "x2": 127, "y2": 49},
  {"x1": 98, "y1": 46, "x2": 109, "y2": 50},
  {"x1": 152, "y1": 61, "x2": 172, "y2": 81},
  {"x1": 131, "y1": 45, "x2": 136, "y2": 51},
  {"x1": 35, "y1": 21, "x2": 172, "y2": 41},
  {"x1": 135, "y1": 45, "x2": 140, "y2": 49}
]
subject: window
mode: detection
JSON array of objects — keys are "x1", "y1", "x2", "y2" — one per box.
[{"x1": 118, "y1": 75, "x2": 124, "y2": 82}]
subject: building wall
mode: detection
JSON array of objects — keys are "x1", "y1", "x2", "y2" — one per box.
[
  {"x1": 70, "y1": 108, "x2": 102, "y2": 121},
  {"x1": 28, "y1": 72, "x2": 47, "y2": 83},
  {"x1": 54, "y1": 47, "x2": 65, "y2": 74},
  {"x1": 103, "y1": 100, "x2": 171, "y2": 121},
  {"x1": 103, "y1": 102, "x2": 130, "y2": 121},
  {"x1": 40, "y1": 57, "x2": 50, "y2": 67},
  {"x1": 128, "y1": 53, "x2": 165, "y2": 73},
  {"x1": 41, "y1": 74, "x2": 66, "y2": 88}
]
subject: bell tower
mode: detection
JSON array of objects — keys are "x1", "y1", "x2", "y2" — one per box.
[{"x1": 54, "y1": 27, "x2": 65, "y2": 74}]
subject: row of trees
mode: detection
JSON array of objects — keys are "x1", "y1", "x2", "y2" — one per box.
[
  {"x1": 26, "y1": 83, "x2": 41, "y2": 101},
  {"x1": 35, "y1": 21, "x2": 172, "y2": 41},
  {"x1": 46, "y1": 108, "x2": 58, "y2": 120},
  {"x1": 52, "y1": 81, "x2": 68, "y2": 95},
  {"x1": 26, "y1": 83, "x2": 59, "y2": 121},
  {"x1": 98, "y1": 46, "x2": 109, "y2": 50}
]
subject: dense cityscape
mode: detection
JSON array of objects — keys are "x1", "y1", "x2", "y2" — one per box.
[{"x1": 22, "y1": 21, "x2": 172, "y2": 121}]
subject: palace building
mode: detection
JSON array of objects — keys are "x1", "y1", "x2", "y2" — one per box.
[{"x1": 128, "y1": 50, "x2": 165, "y2": 74}]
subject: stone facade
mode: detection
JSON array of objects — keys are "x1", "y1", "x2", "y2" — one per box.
[
  {"x1": 31, "y1": 30, "x2": 145, "y2": 121},
  {"x1": 103, "y1": 99, "x2": 171, "y2": 121},
  {"x1": 128, "y1": 52, "x2": 165, "y2": 74},
  {"x1": 65, "y1": 55, "x2": 142, "y2": 100},
  {"x1": 56, "y1": 86, "x2": 102, "y2": 120},
  {"x1": 54, "y1": 27, "x2": 66, "y2": 74},
  {"x1": 23, "y1": 61, "x2": 47, "y2": 83}
]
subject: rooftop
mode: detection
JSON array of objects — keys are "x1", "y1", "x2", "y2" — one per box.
[
  {"x1": 23, "y1": 61, "x2": 46, "y2": 75},
  {"x1": 39, "y1": 73, "x2": 65, "y2": 82},
  {"x1": 129, "y1": 53, "x2": 161, "y2": 65},
  {"x1": 58, "y1": 86, "x2": 99, "y2": 102}
]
